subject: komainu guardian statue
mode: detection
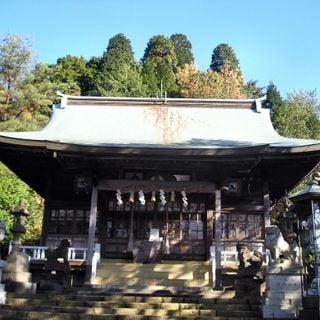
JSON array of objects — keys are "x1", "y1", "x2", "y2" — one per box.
[{"x1": 265, "y1": 225, "x2": 300, "y2": 265}]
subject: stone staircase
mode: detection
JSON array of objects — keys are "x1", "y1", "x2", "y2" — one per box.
[
  {"x1": 0, "y1": 289, "x2": 262, "y2": 319},
  {"x1": 0, "y1": 259, "x2": 262, "y2": 319},
  {"x1": 95, "y1": 259, "x2": 213, "y2": 287}
]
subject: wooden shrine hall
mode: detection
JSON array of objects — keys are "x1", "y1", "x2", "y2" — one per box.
[{"x1": 1, "y1": 93, "x2": 320, "y2": 284}]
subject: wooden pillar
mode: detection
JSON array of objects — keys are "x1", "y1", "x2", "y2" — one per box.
[
  {"x1": 85, "y1": 185, "x2": 98, "y2": 283},
  {"x1": 263, "y1": 182, "x2": 271, "y2": 228},
  {"x1": 164, "y1": 205, "x2": 170, "y2": 254},
  {"x1": 206, "y1": 209, "x2": 213, "y2": 260},
  {"x1": 127, "y1": 204, "x2": 134, "y2": 252},
  {"x1": 40, "y1": 170, "x2": 53, "y2": 245},
  {"x1": 214, "y1": 189, "x2": 223, "y2": 289}
]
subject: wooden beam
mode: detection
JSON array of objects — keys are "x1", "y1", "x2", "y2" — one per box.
[{"x1": 97, "y1": 179, "x2": 216, "y2": 193}]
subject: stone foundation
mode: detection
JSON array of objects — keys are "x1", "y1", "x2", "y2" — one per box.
[{"x1": 262, "y1": 262, "x2": 303, "y2": 319}]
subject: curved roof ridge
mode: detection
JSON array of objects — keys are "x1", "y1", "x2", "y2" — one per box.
[{"x1": 57, "y1": 91, "x2": 266, "y2": 110}]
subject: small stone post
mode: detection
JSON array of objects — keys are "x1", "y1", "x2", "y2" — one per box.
[{"x1": 2, "y1": 201, "x2": 36, "y2": 294}]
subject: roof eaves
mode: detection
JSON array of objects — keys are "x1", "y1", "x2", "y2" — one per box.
[
  {"x1": 0, "y1": 136, "x2": 47, "y2": 148},
  {"x1": 45, "y1": 141, "x2": 270, "y2": 157}
]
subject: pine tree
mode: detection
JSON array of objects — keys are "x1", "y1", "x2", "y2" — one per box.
[
  {"x1": 92, "y1": 34, "x2": 145, "y2": 96},
  {"x1": 141, "y1": 35, "x2": 178, "y2": 96},
  {"x1": 170, "y1": 33, "x2": 194, "y2": 67},
  {"x1": 210, "y1": 43, "x2": 240, "y2": 73}
]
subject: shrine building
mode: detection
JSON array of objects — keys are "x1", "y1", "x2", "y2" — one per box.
[{"x1": 1, "y1": 93, "x2": 320, "y2": 284}]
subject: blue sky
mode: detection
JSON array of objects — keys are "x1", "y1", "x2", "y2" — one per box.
[{"x1": 1, "y1": 0, "x2": 320, "y2": 98}]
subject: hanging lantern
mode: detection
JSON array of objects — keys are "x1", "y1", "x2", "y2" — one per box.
[
  {"x1": 170, "y1": 191, "x2": 175, "y2": 202},
  {"x1": 151, "y1": 191, "x2": 156, "y2": 202}
]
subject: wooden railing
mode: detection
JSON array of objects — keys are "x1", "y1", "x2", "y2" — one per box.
[
  {"x1": 221, "y1": 250, "x2": 239, "y2": 264},
  {"x1": 213, "y1": 248, "x2": 270, "y2": 265},
  {"x1": 8, "y1": 243, "x2": 100, "y2": 262},
  {"x1": 8, "y1": 243, "x2": 101, "y2": 284}
]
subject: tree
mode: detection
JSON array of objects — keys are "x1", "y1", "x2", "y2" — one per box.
[
  {"x1": 266, "y1": 82, "x2": 283, "y2": 109},
  {"x1": 266, "y1": 82, "x2": 284, "y2": 125},
  {"x1": 91, "y1": 33, "x2": 146, "y2": 96},
  {"x1": 83, "y1": 56, "x2": 102, "y2": 95},
  {"x1": 170, "y1": 33, "x2": 194, "y2": 67},
  {"x1": 0, "y1": 34, "x2": 33, "y2": 117},
  {"x1": 243, "y1": 80, "x2": 265, "y2": 99},
  {"x1": 210, "y1": 43, "x2": 240, "y2": 73},
  {"x1": 176, "y1": 64, "x2": 200, "y2": 98},
  {"x1": 141, "y1": 35, "x2": 178, "y2": 96},
  {"x1": 219, "y1": 64, "x2": 245, "y2": 99},
  {"x1": 106, "y1": 64, "x2": 147, "y2": 97},
  {"x1": 0, "y1": 35, "x2": 54, "y2": 130},
  {"x1": 0, "y1": 163, "x2": 43, "y2": 243},
  {"x1": 177, "y1": 64, "x2": 224, "y2": 98},
  {"x1": 272, "y1": 90, "x2": 320, "y2": 139},
  {"x1": 0, "y1": 34, "x2": 32, "y2": 91},
  {"x1": 140, "y1": 60, "x2": 159, "y2": 97},
  {"x1": 51, "y1": 55, "x2": 91, "y2": 95},
  {"x1": 103, "y1": 33, "x2": 135, "y2": 71},
  {"x1": 177, "y1": 63, "x2": 244, "y2": 99}
]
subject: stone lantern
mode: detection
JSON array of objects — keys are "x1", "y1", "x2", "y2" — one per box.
[
  {"x1": 289, "y1": 175, "x2": 320, "y2": 319},
  {"x1": 10, "y1": 201, "x2": 31, "y2": 252},
  {"x1": 2, "y1": 201, "x2": 35, "y2": 294}
]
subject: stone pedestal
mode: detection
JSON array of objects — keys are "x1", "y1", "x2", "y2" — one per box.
[
  {"x1": 262, "y1": 261, "x2": 303, "y2": 319},
  {"x1": 2, "y1": 251, "x2": 36, "y2": 294},
  {"x1": 235, "y1": 265, "x2": 264, "y2": 297}
]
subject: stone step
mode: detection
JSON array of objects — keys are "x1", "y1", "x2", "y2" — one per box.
[
  {"x1": 95, "y1": 276, "x2": 211, "y2": 287},
  {"x1": 95, "y1": 277, "x2": 187, "y2": 286},
  {"x1": 98, "y1": 259, "x2": 210, "y2": 266},
  {"x1": 1, "y1": 304, "x2": 218, "y2": 317},
  {"x1": 0, "y1": 307, "x2": 261, "y2": 320},
  {"x1": 7, "y1": 290, "x2": 240, "y2": 302},
  {"x1": 96, "y1": 262, "x2": 210, "y2": 274},
  {"x1": 96, "y1": 270, "x2": 170, "y2": 280},
  {"x1": 0, "y1": 309, "x2": 255, "y2": 320},
  {"x1": 5, "y1": 296, "x2": 259, "y2": 312},
  {"x1": 2, "y1": 283, "x2": 262, "y2": 319},
  {"x1": 97, "y1": 263, "x2": 210, "y2": 270},
  {"x1": 96, "y1": 261, "x2": 210, "y2": 274},
  {"x1": 96, "y1": 269, "x2": 209, "y2": 280},
  {"x1": 95, "y1": 260, "x2": 214, "y2": 287}
]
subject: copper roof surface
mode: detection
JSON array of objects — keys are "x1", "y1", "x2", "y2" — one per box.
[{"x1": 0, "y1": 94, "x2": 320, "y2": 154}]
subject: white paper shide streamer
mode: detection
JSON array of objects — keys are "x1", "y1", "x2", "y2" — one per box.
[
  {"x1": 181, "y1": 190, "x2": 188, "y2": 207},
  {"x1": 116, "y1": 189, "x2": 123, "y2": 206},
  {"x1": 138, "y1": 190, "x2": 146, "y2": 205},
  {"x1": 159, "y1": 189, "x2": 167, "y2": 206}
]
